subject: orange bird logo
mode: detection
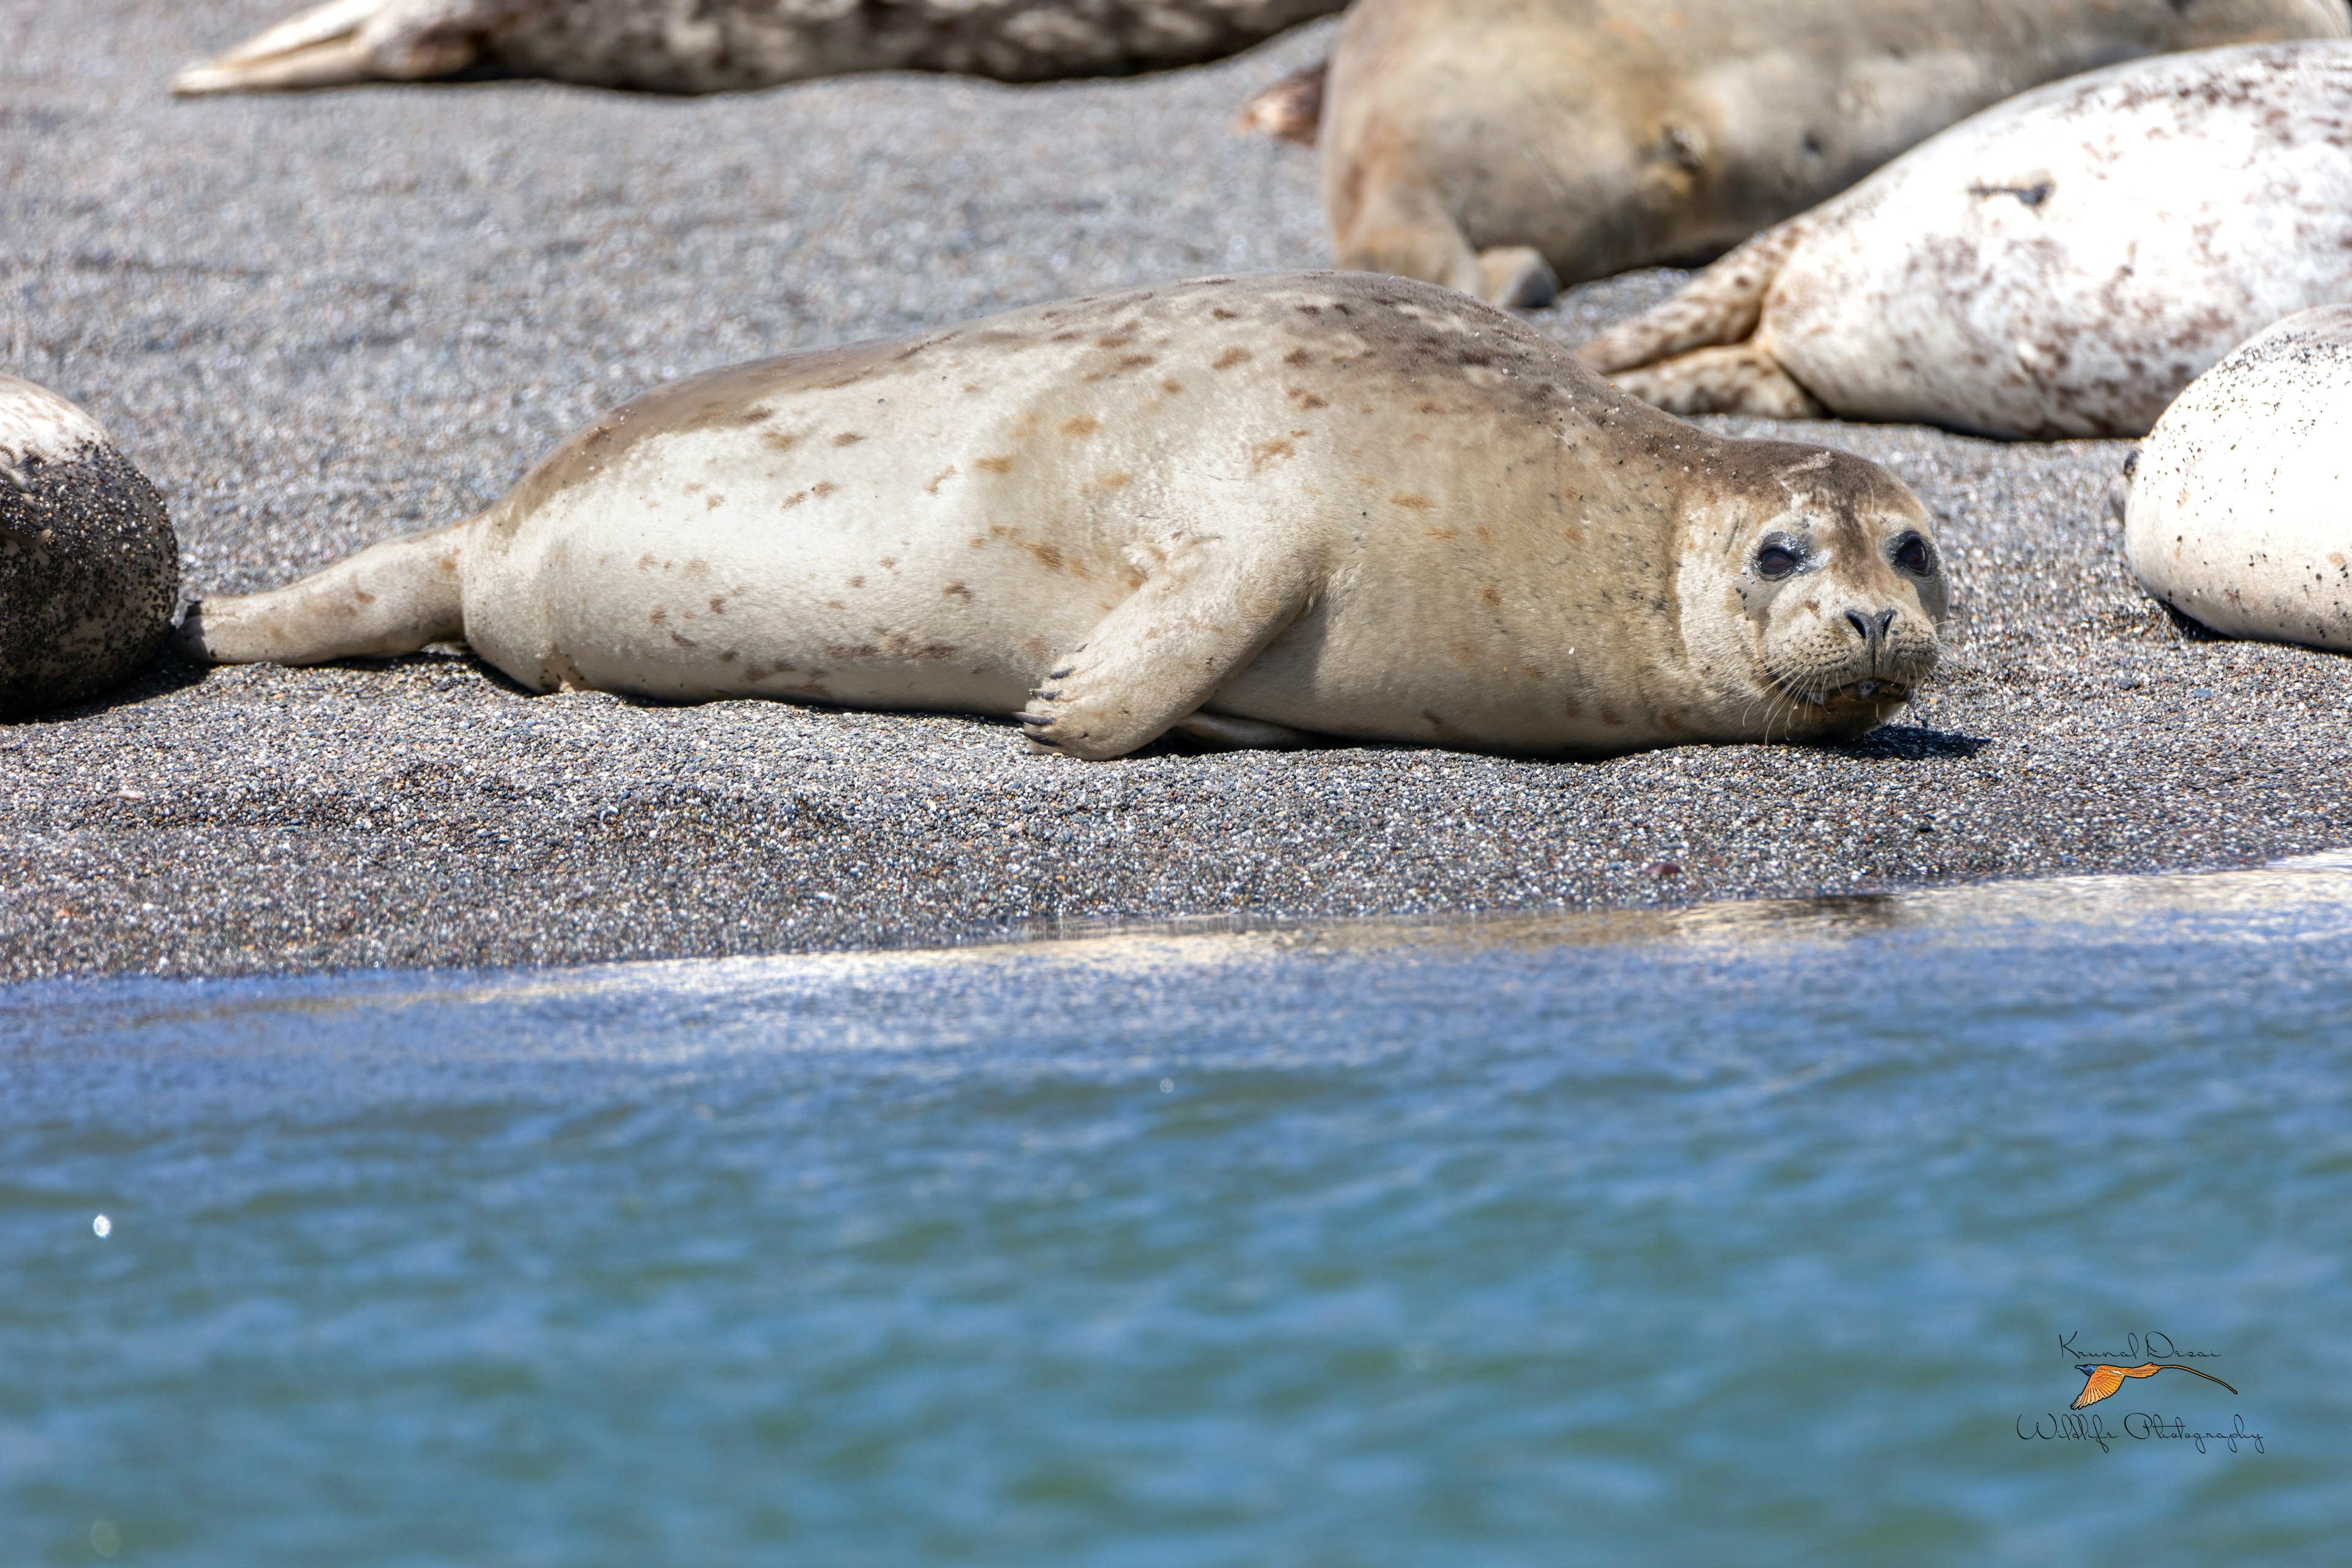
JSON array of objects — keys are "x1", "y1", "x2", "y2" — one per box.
[{"x1": 2071, "y1": 1363, "x2": 2237, "y2": 1409}]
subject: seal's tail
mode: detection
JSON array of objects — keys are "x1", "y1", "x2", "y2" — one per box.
[
  {"x1": 1576, "y1": 222, "x2": 1809, "y2": 375},
  {"x1": 1609, "y1": 342, "x2": 1826, "y2": 420},
  {"x1": 176, "y1": 519, "x2": 467, "y2": 666}
]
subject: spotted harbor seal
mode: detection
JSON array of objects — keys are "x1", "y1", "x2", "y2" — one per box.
[
  {"x1": 2121, "y1": 306, "x2": 2352, "y2": 652},
  {"x1": 1, "y1": 375, "x2": 179, "y2": 718},
  {"x1": 170, "y1": 0, "x2": 1343, "y2": 96},
  {"x1": 1314, "y1": 0, "x2": 2347, "y2": 306},
  {"x1": 1581, "y1": 42, "x2": 2352, "y2": 440},
  {"x1": 178, "y1": 274, "x2": 1947, "y2": 759}
]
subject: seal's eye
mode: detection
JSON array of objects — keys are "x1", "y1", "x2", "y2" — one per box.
[
  {"x1": 1754, "y1": 543, "x2": 1800, "y2": 579},
  {"x1": 1891, "y1": 532, "x2": 1935, "y2": 577}
]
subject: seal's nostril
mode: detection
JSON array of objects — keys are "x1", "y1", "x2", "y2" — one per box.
[
  {"x1": 1844, "y1": 609, "x2": 1873, "y2": 641},
  {"x1": 1876, "y1": 609, "x2": 1896, "y2": 636}
]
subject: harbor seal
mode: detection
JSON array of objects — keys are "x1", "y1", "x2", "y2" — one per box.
[
  {"x1": 2122, "y1": 305, "x2": 2352, "y2": 652},
  {"x1": 1580, "y1": 42, "x2": 2352, "y2": 440},
  {"x1": 1317, "y1": 0, "x2": 2348, "y2": 306},
  {"x1": 170, "y1": 0, "x2": 1343, "y2": 96},
  {"x1": 177, "y1": 273, "x2": 1947, "y2": 760},
  {"x1": 1, "y1": 375, "x2": 179, "y2": 718}
]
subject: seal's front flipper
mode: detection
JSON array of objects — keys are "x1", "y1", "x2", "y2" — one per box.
[
  {"x1": 1577, "y1": 224, "x2": 1809, "y2": 375},
  {"x1": 1478, "y1": 247, "x2": 1559, "y2": 310},
  {"x1": 1331, "y1": 169, "x2": 1492, "y2": 304},
  {"x1": 176, "y1": 521, "x2": 467, "y2": 666},
  {"x1": 1019, "y1": 538, "x2": 1318, "y2": 760},
  {"x1": 1608, "y1": 342, "x2": 1824, "y2": 420},
  {"x1": 170, "y1": 0, "x2": 478, "y2": 96}
]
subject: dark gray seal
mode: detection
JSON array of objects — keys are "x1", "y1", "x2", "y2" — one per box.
[
  {"x1": 1, "y1": 375, "x2": 179, "y2": 718},
  {"x1": 172, "y1": 0, "x2": 1344, "y2": 96}
]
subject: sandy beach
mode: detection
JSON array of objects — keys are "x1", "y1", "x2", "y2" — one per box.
[{"x1": 4, "y1": 0, "x2": 2348, "y2": 982}]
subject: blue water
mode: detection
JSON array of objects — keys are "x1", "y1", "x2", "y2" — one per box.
[{"x1": 6, "y1": 859, "x2": 2352, "y2": 1566}]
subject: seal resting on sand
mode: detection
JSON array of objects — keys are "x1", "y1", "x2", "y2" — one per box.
[
  {"x1": 170, "y1": 0, "x2": 1343, "y2": 96},
  {"x1": 178, "y1": 273, "x2": 1947, "y2": 760},
  {"x1": 1314, "y1": 0, "x2": 2347, "y2": 306},
  {"x1": 1580, "y1": 42, "x2": 2352, "y2": 440},
  {"x1": 1, "y1": 375, "x2": 179, "y2": 718},
  {"x1": 2122, "y1": 305, "x2": 2352, "y2": 652}
]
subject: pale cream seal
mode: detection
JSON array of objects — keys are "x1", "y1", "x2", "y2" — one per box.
[
  {"x1": 2124, "y1": 304, "x2": 2352, "y2": 652},
  {"x1": 1581, "y1": 42, "x2": 2352, "y2": 440},
  {"x1": 177, "y1": 273, "x2": 1947, "y2": 758}
]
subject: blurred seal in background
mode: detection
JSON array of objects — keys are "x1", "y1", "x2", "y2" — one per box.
[
  {"x1": 1309, "y1": 0, "x2": 2347, "y2": 305},
  {"x1": 172, "y1": 0, "x2": 1344, "y2": 96}
]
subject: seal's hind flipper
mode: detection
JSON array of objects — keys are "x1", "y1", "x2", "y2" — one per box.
[
  {"x1": 1608, "y1": 342, "x2": 1823, "y2": 420},
  {"x1": 170, "y1": 0, "x2": 478, "y2": 96},
  {"x1": 171, "y1": 0, "x2": 385, "y2": 94},
  {"x1": 1576, "y1": 224, "x2": 1809, "y2": 375},
  {"x1": 176, "y1": 521, "x2": 468, "y2": 666},
  {"x1": 1233, "y1": 60, "x2": 1327, "y2": 148}
]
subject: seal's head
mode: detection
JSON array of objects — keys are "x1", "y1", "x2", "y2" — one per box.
[{"x1": 1682, "y1": 443, "x2": 1947, "y2": 741}]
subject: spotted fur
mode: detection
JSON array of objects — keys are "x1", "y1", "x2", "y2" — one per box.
[
  {"x1": 181, "y1": 273, "x2": 1947, "y2": 759},
  {"x1": 1585, "y1": 42, "x2": 2352, "y2": 439},
  {"x1": 2125, "y1": 304, "x2": 2352, "y2": 650}
]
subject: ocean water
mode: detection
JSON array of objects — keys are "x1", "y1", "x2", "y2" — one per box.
[{"x1": 6, "y1": 858, "x2": 2351, "y2": 1566}]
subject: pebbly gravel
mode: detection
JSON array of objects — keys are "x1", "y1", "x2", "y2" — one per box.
[{"x1": 3, "y1": 0, "x2": 2348, "y2": 982}]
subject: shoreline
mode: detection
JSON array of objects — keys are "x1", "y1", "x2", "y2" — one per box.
[{"x1": 11, "y1": 845, "x2": 2352, "y2": 998}]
